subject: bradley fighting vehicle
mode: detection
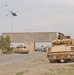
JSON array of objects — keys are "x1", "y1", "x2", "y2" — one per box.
[
  {"x1": 47, "y1": 32, "x2": 74, "y2": 63},
  {"x1": 13, "y1": 45, "x2": 29, "y2": 54}
]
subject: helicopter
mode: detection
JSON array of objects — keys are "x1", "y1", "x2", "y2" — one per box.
[
  {"x1": 9, "y1": 11, "x2": 17, "y2": 16},
  {"x1": 11, "y1": 11, "x2": 17, "y2": 16}
]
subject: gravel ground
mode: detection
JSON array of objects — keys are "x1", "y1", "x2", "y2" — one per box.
[{"x1": 0, "y1": 52, "x2": 74, "y2": 75}]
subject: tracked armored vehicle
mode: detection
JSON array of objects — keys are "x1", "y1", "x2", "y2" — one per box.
[
  {"x1": 47, "y1": 32, "x2": 74, "y2": 63},
  {"x1": 13, "y1": 45, "x2": 29, "y2": 54}
]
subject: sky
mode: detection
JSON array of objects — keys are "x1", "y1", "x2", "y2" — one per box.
[{"x1": 0, "y1": 0, "x2": 74, "y2": 37}]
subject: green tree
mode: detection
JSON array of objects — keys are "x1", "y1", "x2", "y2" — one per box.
[
  {"x1": 0, "y1": 36, "x2": 5, "y2": 50},
  {"x1": 0, "y1": 35, "x2": 13, "y2": 54}
]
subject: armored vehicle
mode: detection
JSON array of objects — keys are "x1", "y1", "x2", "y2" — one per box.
[
  {"x1": 47, "y1": 32, "x2": 74, "y2": 63},
  {"x1": 13, "y1": 45, "x2": 29, "y2": 54}
]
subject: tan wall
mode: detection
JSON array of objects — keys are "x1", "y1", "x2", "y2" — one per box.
[
  {"x1": 25, "y1": 42, "x2": 35, "y2": 52},
  {"x1": 2, "y1": 32, "x2": 57, "y2": 43}
]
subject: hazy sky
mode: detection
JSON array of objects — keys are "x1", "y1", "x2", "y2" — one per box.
[{"x1": 0, "y1": 0, "x2": 74, "y2": 37}]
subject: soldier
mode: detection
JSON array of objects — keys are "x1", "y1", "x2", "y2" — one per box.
[{"x1": 58, "y1": 32, "x2": 65, "y2": 40}]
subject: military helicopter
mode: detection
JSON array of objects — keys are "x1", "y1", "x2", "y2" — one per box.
[
  {"x1": 9, "y1": 11, "x2": 17, "y2": 16},
  {"x1": 11, "y1": 11, "x2": 17, "y2": 16}
]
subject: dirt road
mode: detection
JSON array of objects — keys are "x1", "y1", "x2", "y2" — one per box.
[
  {"x1": 0, "y1": 52, "x2": 74, "y2": 75},
  {"x1": 0, "y1": 52, "x2": 44, "y2": 64}
]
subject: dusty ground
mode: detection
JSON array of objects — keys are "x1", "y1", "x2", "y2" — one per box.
[{"x1": 0, "y1": 52, "x2": 74, "y2": 75}]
